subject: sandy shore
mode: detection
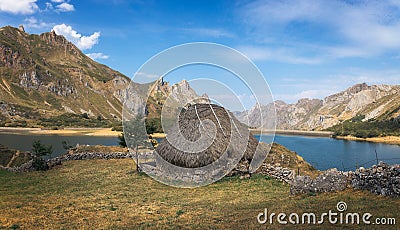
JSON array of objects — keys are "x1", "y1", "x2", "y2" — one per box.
[
  {"x1": 150, "y1": 133, "x2": 166, "y2": 138},
  {"x1": 0, "y1": 127, "x2": 121, "y2": 137},
  {"x1": 0, "y1": 127, "x2": 165, "y2": 138},
  {"x1": 1, "y1": 127, "x2": 398, "y2": 145},
  {"x1": 336, "y1": 135, "x2": 400, "y2": 145}
]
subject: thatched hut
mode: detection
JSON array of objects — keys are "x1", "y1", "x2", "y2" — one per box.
[{"x1": 156, "y1": 103, "x2": 264, "y2": 168}]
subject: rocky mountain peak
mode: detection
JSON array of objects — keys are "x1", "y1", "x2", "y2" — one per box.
[
  {"x1": 40, "y1": 30, "x2": 74, "y2": 50},
  {"x1": 347, "y1": 83, "x2": 369, "y2": 94},
  {"x1": 18, "y1": 25, "x2": 25, "y2": 33}
]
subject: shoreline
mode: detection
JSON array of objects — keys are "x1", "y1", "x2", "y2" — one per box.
[
  {"x1": 250, "y1": 129, "x2": 334, "y2": 137},
  {"x1": 1, "y1": 127, "x2": 399, "y2": 145},
  {"x1": 0, "y1": 127, "x2": 121, "y2": 137},
  {"x1": 335, "y1": 135, "x2": 400, "y2": 145}
]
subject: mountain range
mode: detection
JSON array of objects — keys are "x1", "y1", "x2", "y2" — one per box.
[
  {"x1": 0, "y1": 25, "x2": 398, "y2": 131},
  {"x1": 236, "y1": 83, "x2": 400, "y2": 131}
]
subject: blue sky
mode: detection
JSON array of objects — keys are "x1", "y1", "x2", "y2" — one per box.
[{"x1": 1, "y1": 0, "x2": 400, "y2": 109}]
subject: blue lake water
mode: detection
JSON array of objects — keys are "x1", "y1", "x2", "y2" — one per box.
[
  {"x1": 0, "y1": 133, "x2": 399, "y2": 171},
  {"x1": 255, "y1": 134, "x2": 400, "y2": 171}
]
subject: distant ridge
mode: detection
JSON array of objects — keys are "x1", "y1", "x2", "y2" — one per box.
[{"x1": 236, "y1": 83, "x2": 400, "y2": 130}]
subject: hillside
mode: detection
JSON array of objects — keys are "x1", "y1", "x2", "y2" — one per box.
[
  {"x1": 0, "y1": 25, "x2": 132, "y2": 127},
  {"x1": 237, "y1": 83, "x2": 400, "y2": 131},
  {"x1": 0, "y1": 26, "x2": 204, "y2": 128}
]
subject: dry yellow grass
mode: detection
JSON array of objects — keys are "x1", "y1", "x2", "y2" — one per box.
[
  {"x1": 336, "y1": 135, "x2": 400, "y2": 145},
  {"x1": 1, "y1": 159, "x2": 399, "y2": 229}
]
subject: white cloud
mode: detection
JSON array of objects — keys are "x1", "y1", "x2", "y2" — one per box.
[
  {"x1": 51, "y1": 0, "x2": 65, "y2": 2},
  {"x1": 52, "y1": 24, "x2": 100, "y2": 50},
  {"x1": 86, "y1": 53, "x2": 109, "y2": 60},
  {"x1": 181, "y1": 28, "x2": 234, "y2": 38},
  {"x1": 238, "y1": 45, "x2": 322, "y2": 64},
  {"x1": 24, "y1": 17, "x2": 53, "y2": 29},
  {"x1": 0, "y1": 0, "x2": 38, "y2": 14},
  {"x1": 240, "y1": 0, "x2": 400, "y2": 59},
  {"x1": 56, "y1": 2, "x2": 74, "y2": 12},
  {"x1": 45, "y1": 2, "x2": 54, "y2": 11},
  {"x1": 135, "y1": 72, "x2": 160, "y2": 79}
]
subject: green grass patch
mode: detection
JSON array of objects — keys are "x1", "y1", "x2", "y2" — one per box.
[
  {"x1": 38, "y1": 113, "x2": 112, "y2": 128},
  {"x1": 327, "y1": 115, "x2": 400, "y2": 138},
  {"x1": 0, "y1": 159, "x2": 398, "y2": 229}
]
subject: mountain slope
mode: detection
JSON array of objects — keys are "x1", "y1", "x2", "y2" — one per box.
[
  {"x1": 0, "y1": 26, "x2": 131, "y2": 126},
  {"x1": 238, "y1": 83, "x2": 400, "y2": 131},
  {"x1": 0, "y1": 26, "x2": 208, "y2": 128}
]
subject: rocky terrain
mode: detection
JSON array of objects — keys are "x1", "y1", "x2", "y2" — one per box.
[
  {"x1": 236, "y1": 83, "x2": 400, "y2": 130},
  {"x1": 0, "y1": 26, "x2": 205, "y2": 127},
  {"x1": 0, "y1": 26, "x2": 130, "y2": 124}
]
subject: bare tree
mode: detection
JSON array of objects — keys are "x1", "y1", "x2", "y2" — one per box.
[{"x1": 123, "y1": 115, "x2": 150, "y2": 172}]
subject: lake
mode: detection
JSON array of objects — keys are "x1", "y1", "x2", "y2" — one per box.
[
  {"x1": 0, "y1": 133, "x2": 119, "y2": 159},
  {"x1": 255, "y1": 134, "x2": 400, "y2": 171},
  {"x1": 0, "y1": 133, "x2": 399, "y2": 171}
]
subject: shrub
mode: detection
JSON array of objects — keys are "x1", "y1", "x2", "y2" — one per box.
[
  {"x1": 32, "y1": 157, "x2": 48, "y2": 171},
  {"x1": 111, "y1": 125, "x2": 123, "y2": 132},
  {"x1": 31, "y1": 140, "x2": 53, "y2": 171},
  {"x1": 145, "y1": 118, "x2": 163, "y2": 134},
  {"x1": 82, "y1": 113, "x2": 89, "y2": 119},
  {"x1": 354, "y1": 130, "x2": 368, "y2": 138},
  {"x1": 118, "y1": 134, "x2": 127, "y2": 148}
]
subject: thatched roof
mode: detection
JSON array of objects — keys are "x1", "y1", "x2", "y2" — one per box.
[{"x1": 156, "y1": 103, "x2": 263, "y2": 168}]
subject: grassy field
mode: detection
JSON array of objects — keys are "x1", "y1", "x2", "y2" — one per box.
[{"x1": 0, "y1": 159, "x2": 399, "y2": 229}]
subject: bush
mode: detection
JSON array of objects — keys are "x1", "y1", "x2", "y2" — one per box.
[
  {"x1": 111, "y1": 125, "x2": 123, "y2": 132},
  {"x1": 32, "y1": 157, "x2": 48, "y2": 171},
  {"x1": 118, "y1": 134, "x2": 127, "y2": 147},
  {"x1": 145, "y1": 118, "x2": 163, "y2": 134},
  {"x1": 39, "y1": 113, "x2": 111, "y2": 128},
  {"x1": 354, "y1": 130, "x2": 368, "y2": 138},
  {"x1": 82, "y1": 113, "x2": 89, "y2": 119},
  {"x1": 31, "y1": 140, "x2": 53, "y2": 171}
]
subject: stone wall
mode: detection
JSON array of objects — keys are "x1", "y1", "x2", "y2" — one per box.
[
  {"x1": 228, "y1": 160, "x2": 295, "y2": 183},
  {"x1": 0, "y1": 160, "x2": 34, "y2": 172},
  {"x1": 289, "y1": 162, "x2": 400, "y2": 198},
  {"x1": 290, "y1": 168, "x2": 349, "y2": 195},
  {"x1": 350, "y1": 162, "x2": 400, "y2": 197},
  {"x1": 255, "y1": 163, "x2": 295, "y2": 183}
]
